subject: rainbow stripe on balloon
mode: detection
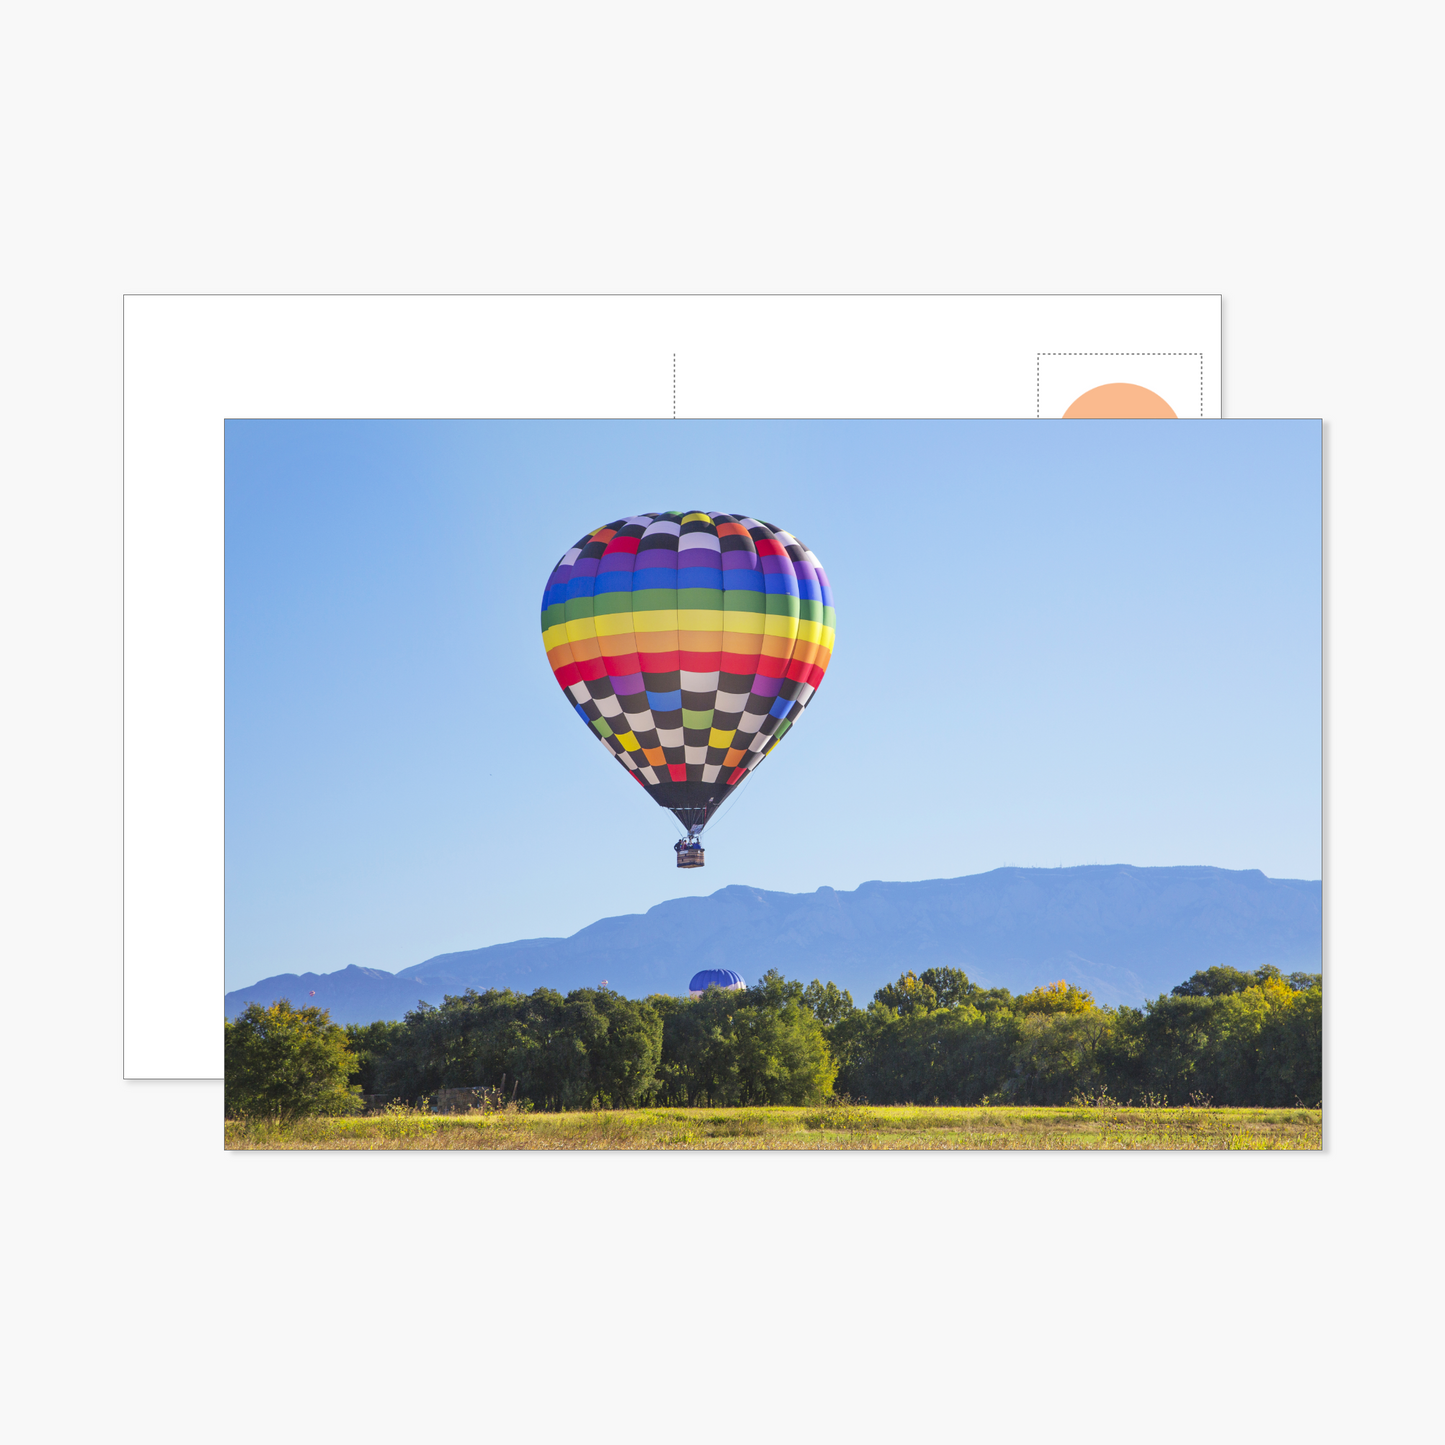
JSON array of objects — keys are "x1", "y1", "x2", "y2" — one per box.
[{"x1": 541, "y1": 512, "x2": 835, "y2": 826}]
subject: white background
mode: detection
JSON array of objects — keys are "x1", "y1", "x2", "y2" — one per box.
[
  {"x1": 4, "y1": 4, "x2": 1440, "y2": 1443},
  {"x1": 123, "y1": 293, "x2": 1221, "y2": 1078}
]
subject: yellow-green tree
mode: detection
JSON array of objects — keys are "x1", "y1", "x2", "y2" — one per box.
[
  {"x1": 1014, "y1": 980, "x2": 1096, "y2": 1015},
  {"x1": 225, "y1": 999, "x2": 361, "y2": 1121}
]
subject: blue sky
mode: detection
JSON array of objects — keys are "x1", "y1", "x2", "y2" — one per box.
[{"x1": 225, "y1": 420, "x2": 1321, "y2": 991}]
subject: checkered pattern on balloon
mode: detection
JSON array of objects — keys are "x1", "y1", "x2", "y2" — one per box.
[{"x1": 541, "y1": 512, "x2": 835, "y2": 854}]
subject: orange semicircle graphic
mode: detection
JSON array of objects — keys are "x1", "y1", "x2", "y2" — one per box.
[{"x1": 1063, "y1": 382, "x2": 1177, "y2": 419}]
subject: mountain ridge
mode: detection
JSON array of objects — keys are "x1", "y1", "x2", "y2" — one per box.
[{"x1": 224, "y1": 864, "x2": 1322, "y2": 1025}]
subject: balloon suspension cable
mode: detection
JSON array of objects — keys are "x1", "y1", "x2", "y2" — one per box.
[
  {"x1": 670, "y1": 803, "x2": 713, "y2": 843},
  {"x1": 690, "y1": 770, "x2": 756, "y2": 841}
]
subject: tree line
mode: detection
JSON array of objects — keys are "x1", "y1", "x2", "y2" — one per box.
[{"x1": 224, "y1": 962, "x2": 1322, "y2": 1119}]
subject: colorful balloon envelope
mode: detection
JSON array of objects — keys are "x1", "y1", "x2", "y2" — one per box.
[{"x1": 541, "y1": 511, "x2": 835, "y2": 847}]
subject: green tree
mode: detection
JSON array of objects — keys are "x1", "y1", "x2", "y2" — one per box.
[
  {"x1": 344, "y1": 1019, "x2": 408, "y2": 1096},
  {"x1": 873, "y1": 971, "x2": 939, "y2": 1015},
  {"x1": 1127, "y1": 994, "x2": 1216, "y2": 1099},
  {"x1": 370, "y1": 987, "x2": 663, "y2": 1109},
  {"x1": 918, "y1": 967, "x2": 976, "y2": 1008},
  {"x1": 659, "y1": 987, "x2": 743, "y2": 1104},
  {"x1": 1171, "y1": 964, "x2": 1305, "y2": 998},
  {"x1": 559, "y1": 988, "x2": 665, "y2": 1107},
  {"x1": 733, "y1": 995, "x2": 837, "y2": 1104},
  {"x1": 225, "y1": 999, "x2": 361, "y2": 1121},
  {"x1": 748, "y1": 968, "x2": 806, "y2": 1009},
  {"x1": 660, "y1": 978, "x2": 836, "y2": 1105},
  {"x1": 1119, "y1": 972, "x2": 1323, "y2": 1104},
  {"x1": 821, "y1": 1003, "x2": 878, "y2": 1079},
  {"x1": 1188, "y1": 975, "x2": 1323, "y2": 1106},
  {"x1": 1002, "y1": 1009, "x2": 1116, "y2": 1103},
  {"x1": 833, "y1": 968, "x2": 1322, "y2": 1107},
  {"x1": 835, "y1": 1003, "x2": 1018, "y2": 1104},
  {"x1": 802, "y1": 978, "x2": 856, "y2": 1025},
  {"x1": 1171, "y1": 965, "x2": 1255, "y2": 997}
]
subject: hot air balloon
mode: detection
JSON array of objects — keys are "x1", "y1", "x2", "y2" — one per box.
[
  {"x1": 689, "y1": 968, "x2": 747, "y2": 998},
  {"x1": 541, "y1": 511, "x2": 835, "y2": 863}
]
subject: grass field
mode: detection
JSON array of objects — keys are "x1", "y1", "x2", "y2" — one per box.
[{"x1": 225, "y1": 1102, "x2": 1323, "y2": 1151}]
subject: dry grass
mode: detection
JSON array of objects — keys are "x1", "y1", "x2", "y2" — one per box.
[{"x1": 225, "y1": 1103, "x2": 1323, "y2": 1151}]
